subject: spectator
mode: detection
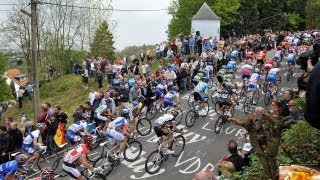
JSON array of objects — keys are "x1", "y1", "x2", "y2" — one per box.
[
  {"x1": 7, "y1": 122, "x2": 23, "y2": 153},
  {"x1": 92, "y1": 93, "x2": 102, "y2": 111},
  {"x1": 225, "y1": 139, "x2": 244, "y2": 172},
  {"x1": 82, "y1": 102, "x2": 92, "y2": 122},
  {"x1": 82, "y1": 68, "x2": 89, "y2": 89},
  {"x1": 193, "y1": 168, "x2": 216, "y2": 180},
  {"x1": 96, "y1": 69, "x2": 103, "y2": 88},
  {"x1": 45, "y1": 102, "x2": 54, "y2": 118},
  {"x1": 0, "y1": 126, "x2": 10, "y2": 164},
  {"x1": 26, "y1": 83, "x2": 33, "y2": 101},
  {"x1": 4, "y1": 117, "x2": 13, "y2": 130},
  {"x1": 72, "y1": 105, "x2": 83, "y2": 122},
  {"x1": 46, "y1": 115, "x2": 59, "y2": 152},
  {"x1": 288, "y1": 99, "x2": 303, "y2": 121},
  {"x1": 129, "y1": 83, "x2": 141, "y2": 104},
  {"x1": 140, "y1": 50, "x2": 145, "y2": 63},
  {"x1": 88, "y1": 89, "x2": 97, "y2": 106},
  {"x1": 38, "y1": 104, "x2": 49, "y2": 145},
  {"x1": 297, "y1": 69, "x2": 308, "y2": 93},
  {"x1": 17, "y1": 86, "x2": 24, "y2": 109},
  {"x1": 165, "y1": 66, "x2": 177, "y2": 86},
  {"x1": 242, "y1": 143, "x2": 253, "y2": 167},
  {"x1": 54, "y1": 105, "x2": 68, "y2": 126}
]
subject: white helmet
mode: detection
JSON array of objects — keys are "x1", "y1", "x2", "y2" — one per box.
[{"x1": 254, "y1": 68, "x2": 260, "y2": 73}]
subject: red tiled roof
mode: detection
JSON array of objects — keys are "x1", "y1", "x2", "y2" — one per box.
[{"x1": 6, "y1": 68, "x2": 28, "y2": 87}]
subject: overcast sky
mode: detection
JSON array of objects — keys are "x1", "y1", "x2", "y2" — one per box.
[{"x1": 0, "y1": 0, "x2": 172, "y2": 50}]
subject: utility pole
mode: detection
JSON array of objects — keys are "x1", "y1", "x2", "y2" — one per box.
[{"x1": 31, "y1": 0, "x2": 40, "y2": 122}]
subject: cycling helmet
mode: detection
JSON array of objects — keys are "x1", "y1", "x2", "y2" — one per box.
[
  {"x1": 40, "y1": 168, "x2": 54, "y2": 179},
  {"x1": 37, "y1": 123, "x2": 46, "y2": 129},
  {"x1": 254, "y1": 68, "x2": 260, "y2": 73},
  {"x1": 248, "y1": 82, "x2": 255, "y2": 89},
  {"x1": 83, "y1": 134, "x2": 93, "y2": 145},
  {"x1": 15, "y1": 153, "x2": 28, "y2": 165},
  {"x1": 121, "y1": 108, "x2": 130, "y2": 119}
]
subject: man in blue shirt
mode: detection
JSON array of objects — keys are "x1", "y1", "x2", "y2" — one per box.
[{"x1": 193, "y1": 76, "x2": 208, "y2": 116}]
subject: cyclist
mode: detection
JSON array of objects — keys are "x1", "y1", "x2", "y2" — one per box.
[
  {"x1": 94, "y1": 104, "x2": 114, "y2": 132},
  {"x1": 154, "y1": 110, "x2": 182, "y2": 155},
  {"x1": 193, "y1": 75, "x2": 209, "y2": 116},
  {"x1": 216, "y1": 82, "x2": 238, "y2": 116},
  {"x1": 256, "y1": 49, "x2": 267, "y2": 67},
  {"x1": 226, "y1": 60, "x2": 237, "y2": 73},
  {"x1": 106, "y1": 109, "x2": 132, "y2": 159},
  {"x1": 264, "y1": 59, "x2": 276, "y2": 75},
  {"x1": 0, "y1": 154, "x2": 28, "y2": 180},
  {"x1": 286, "y1": 50, "x2": 296, "y2": 66},
  {"x1": 217, "y1": 65, "x2": 227, "y2": 86},
  {"x1": 22, "y1": 123, "x2": 47, "y2": 168},
  {"x1": 66, "y1": 120, "x2": 90, "y2": 145},
  {"x1": 154, "y1": 77, "x2": 168, "y2": 107},
  {"x1": 163, "y1": 85, "x2": 181, "y2": 110},
  {"x1": 248, "y1": 69, "x2": 261, "y2": 105},
  {"x1": 203, "y1": 62, "x2": 213, "y2": 83},
  {"x1": 267, "y1": 67, "x2": 281, "y2": 96},
  {"x1": 193, "y1": 70, "x2": 204, "y2": 86},
  {"x1": 63, "y1": 135, "x2": 101, "y2": 180},
  {"x1": 241, "y1": 61, "x2": 253, "y2": 81},
  {"x1": 274, "y1": 47, "x2": 283, "y2": 64},
  {"x1": 230, "y1": 49, "x2": 239, "y2": 61},
  {"x1": 245, "y1": 48, "x2": 255, "y2": 63},
  {"x1": 288, "y1": 44, "x2": 298, "y2": 55}
]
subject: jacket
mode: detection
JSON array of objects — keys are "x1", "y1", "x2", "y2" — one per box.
[
  {"x1": 8, "y1": 129, "x2": 23, "y2": 152},
  {"x1": 0, "y1": 133, "x2": 10, "y2": 154}
]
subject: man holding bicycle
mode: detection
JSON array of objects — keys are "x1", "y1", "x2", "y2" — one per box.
[
  {"x1": 154, "y1": 110, "x2": 182, "y2": 155},
  {"x1": 63, "y1": 135, "x2": 101, "y2": 180}
]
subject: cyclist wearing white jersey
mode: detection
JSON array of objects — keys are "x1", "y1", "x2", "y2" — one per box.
[
  {"x1": 66, "y1": 120, "x2": 90, "y2": 145},
  {"x1": 22, "y1": 123, "x2": 47, "y2": 167},
  {"x1": 63, "y1": 135, "x2": 101, "y2": 180},
  {"x1": 106, "y1": 109, "x2": 132, "y2": 159},
  {"x1": 154, "y1": 110, "x2": 182, "y2": 155},
  {"x1": 241, "y1": 61, "x2": 253, "y2": 80},
  {"x1": 248, "y1": 69, "x2": 261, "y2": 105},
  {"x1": 94, "y1": 104, "x2": 114, "y2": 132},
  {"x1": 163, "y1": 85, "x2": 180, "y2": 110},
  {"x1": 267, "y1": 67, "x2": 280, "y2": 95}
]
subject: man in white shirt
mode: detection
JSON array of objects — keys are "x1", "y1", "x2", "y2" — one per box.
[
  {"x1": 165, "y1": 66, "x2": 177, "y2": 85},
  {"x1": 88, "y1": 89, "x2": 97, "y2": 106}
]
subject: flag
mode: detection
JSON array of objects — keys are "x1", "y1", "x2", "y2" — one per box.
[{"x1": 54, "y1": 122, "x2": 66, "y2": 146}]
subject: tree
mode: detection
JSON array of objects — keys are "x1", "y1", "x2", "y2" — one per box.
[
  {"x1": 90, "y1": 20, "x2": 115, "y2": 60},
  {"x1": 0, "y1": 51, "x2": 14, "y2": 103},
  {"x1": 305, "y1": 0, "x2": 320, "y2": 29}
]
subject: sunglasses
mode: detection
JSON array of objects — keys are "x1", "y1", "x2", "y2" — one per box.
[{"x1": 288, "y1": 104, "x2": 295, "y2": 107}]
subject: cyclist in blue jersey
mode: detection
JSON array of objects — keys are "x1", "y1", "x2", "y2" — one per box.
[
  {"x1": 193, "y1": 75, "x2": 208, "y2": 116},
  {"x1": 106, "y1": 109, "x2": 132, "y2": 159},
  {"x1": 0, "y1": 154, "x2": 27, "y2": 180},
  {"x1": 66, "y1": 119, "x2": 90, "y2": 145},
  {"x1": 163, "y1": 85, "x2": 181, "y2": 110}
]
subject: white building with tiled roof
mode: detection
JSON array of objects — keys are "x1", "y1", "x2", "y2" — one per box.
[{"x1": 191, "y1": 2, "x2": 221, "y2": 41}]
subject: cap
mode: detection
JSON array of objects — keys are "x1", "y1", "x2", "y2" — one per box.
[{"x1": 242, "y1": 143, "x2": 253, "y2": 152}]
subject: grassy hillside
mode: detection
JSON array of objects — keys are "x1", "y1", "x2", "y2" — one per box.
[{"x1": 1, "y1": 74, "x2": 108, "y2": 125}]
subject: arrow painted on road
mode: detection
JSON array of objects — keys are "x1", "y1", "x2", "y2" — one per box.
[{"x1": 202, "y1": 122, "x2": 214, "y2": 131}]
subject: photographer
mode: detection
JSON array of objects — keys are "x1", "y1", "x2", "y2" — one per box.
[{"x1": 297, "y1": 38, "x2": 320, "y2": 130}]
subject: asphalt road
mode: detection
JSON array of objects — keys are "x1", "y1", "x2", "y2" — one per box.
[{"x1": 29, "y1": 50, "x2": 299, "y2": 180}]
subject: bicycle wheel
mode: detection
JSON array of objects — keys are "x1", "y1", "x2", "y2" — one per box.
[
  {"x1": 124, "y1": 140, "x2": 143, "y2": 162},
  {"x1": 146, "y1": 104, "x2": 157, "y2": 120},
  {"x1": 214, "y1": 116, "x2": 225, "y2": 134},
  {"x1": 286, "y1": 71, "x2": 291, "y2": 81},
  {"x1": 145, "y1": 150, "x2": 163, "y2": 175},
  {"x1": 93, "y1": 156, "x2": 114, "y2": 176},
  {"x1": 188, "y1": 94, "x2": 194, "y2": 107},
  {"x1": 174, "y1": 108, "x2": 183, "y2": 125},
  {"x1": 171, "y1": 135, "x2": 185, "y2": 157},
  {"x1": 243, "y1": 98, "x2": 251, "y2": 114},
  {"x1": 185, "y1": 110, "x2": 196, "y2": 128},
  {"x1": 264, "y1": 92, "x2": 271, "y2": 106},
  {"x1": 214, "y1": 102, "x2": 219, "y2": 114},
  {"x1": 200, "y1": 102, "x2": 210, "y2": 117},
  {"x1": 136, "y1": 118, "x2": 152, "y2": 136},
  {"x1": 211, "y1": 90, "x2": 219, "y2": 104},
  {"x1": 36, "y1": 152, "x2": 60, "y2": 171}
]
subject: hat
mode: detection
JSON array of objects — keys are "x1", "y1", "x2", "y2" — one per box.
[{"x1": 243, "y1": 143, "x2": 253, "y2": 152}]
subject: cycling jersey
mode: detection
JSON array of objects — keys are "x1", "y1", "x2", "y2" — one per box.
[
  {"x1": 223, "y1": 74, "x2": 234, "y2": 82},
  {"x1": 227, "y1": 60, "x2": 236, "y2": 72},
  {"x1": 163, "y1": 91, "x2": 179, "y2": 108},
  {"x1": 94, "y1": 105, "x2": 108, "y2": 121},
  {"x1": 155, "y1": 114, "x2": 174, "y2": 126},
  {"x1": 67, "y1": 121, "x2": 87, "y2": 145},
  {"x1": 194, "y1": 81, "x2": 208, "y2": 94},
  {"x1": 257, "y1": 51, "x2": 266, "y2": 60},
  {"x1": 269, "y1": 68, "x2": 280, "y2": 75},
  {"x1": 154, "y1": 83, "x2": 167, "y2": 98},
  {"x1": 22, "y1": 130, "x2": 40, "y2": 155},
  {"x1": 274, "y1": 50, "x2": 282, "y2": 62},
  {"x1": 204, "y1": 66, "x2": 213, "y2": 78},
  {"x1": 68, "y1": 120, "x2": 87, "y2": 133},
  {"x1": 241, "y1": 64, "x2": 253, "y2": 75},
  {"x1": 0, "y1": 160, "x2": 18, "y2": 179},
  {"x1": 230, "y1": 50, "x2": 238, "y2": 60},
  {"x1": 264, "y1": 60, "x2": 275, "y2": 71},
  {"x1": 106, "y1": 117, "x2": 128, "y2": 145},
  {"x1": 249, "y1": 73, "x2": 260, "y2": 83},
  {"x1": 63, "y1": 144, "x2": 88, "y2": 164},
  {"x1": 246, "y1": 51, "x2": 254, "y2": 60},
  {"x1": 267, "y1": 68, "x2": 280, "y2": 84}
]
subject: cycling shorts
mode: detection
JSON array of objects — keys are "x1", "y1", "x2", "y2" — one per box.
[
  {"x1": 194, "y1": 91, "x2": 206, "y2": 102},
  {"x1": 163, "y1": 98, "x2": 176, "y2": 109},
  {"x1": 217, "y1": 98, "x2": 231, "y2": 108},
  {"x1": 246, "y1": 55, "x2": 253, "y2": 60},
  {"x1": 267, "y1": 74, "x2": 277, "y2": 84},
  {"x1": 22, "y1": 144, "x2": 35, "y2": 155},
  {"x1": 248, "y1": 82, "x2": 257, "y2": 90},
  {"x1": 66, "y1": 130, "x2": 81, "y2": 145},
  {"x1": 256, "y1": 59, "x2": 264, "y2": 65},
  {"x1": 242, "y1": 74, "x2": 251, "y2": 80},
  {"x1": 154, "y1": 125, "x2": 172, "y2": 137},
  {"x1": 274, "y1": 56, "x2": 280, "y2": 62},
  {"x1": 107, "y1": 128, "x2": 125, "y2": 145},
  {"x1": 63, "y1": 162, "x2": 79, "y2": 179},
  {"x1": 287, "y1": 59, "x2": 295, "y2": 65}
]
